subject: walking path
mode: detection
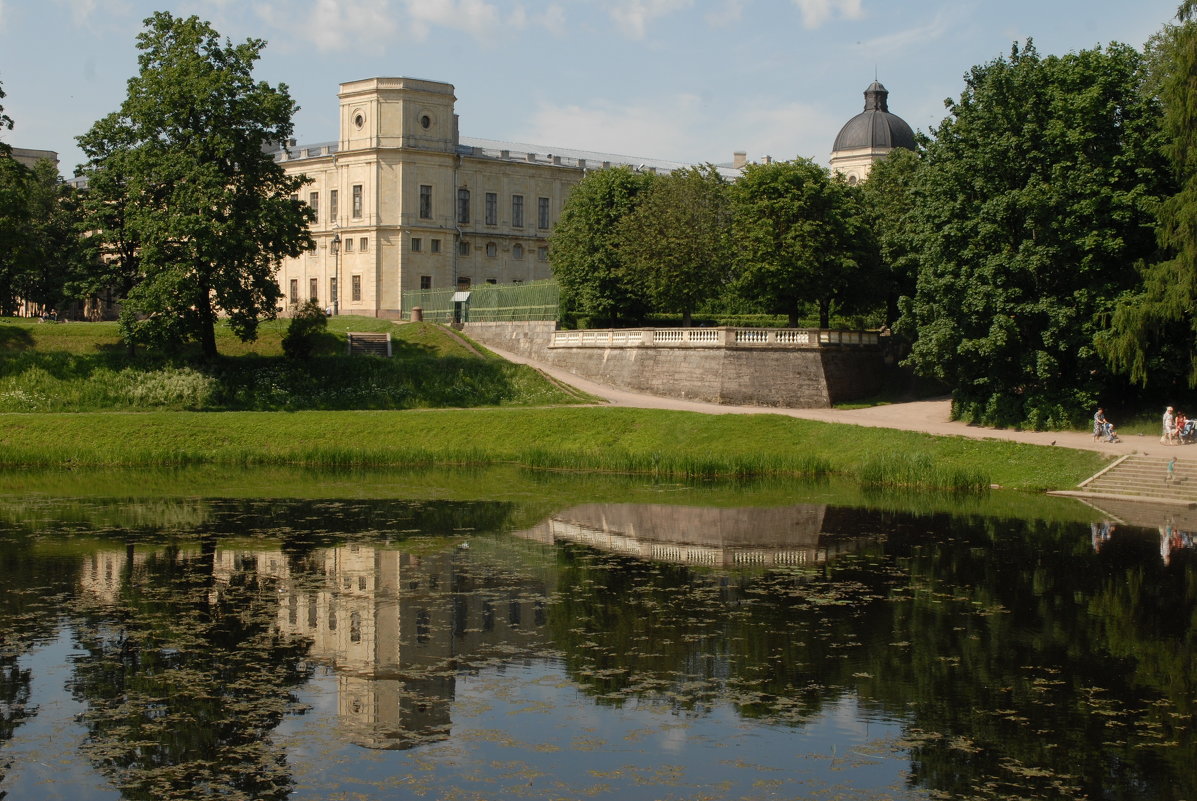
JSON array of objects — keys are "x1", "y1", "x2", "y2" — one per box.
[{"x1": 485, "y1": 342, "x2": 1179, "y2": 458}]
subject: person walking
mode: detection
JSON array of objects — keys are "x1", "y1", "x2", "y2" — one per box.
[{"x1": 1164, "y1": 407, "x2": 1176, "y2": 444}]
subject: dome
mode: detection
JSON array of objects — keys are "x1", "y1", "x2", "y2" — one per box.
[{"x1": 832, "y1": 81, "x2": 916, "y2": 153}]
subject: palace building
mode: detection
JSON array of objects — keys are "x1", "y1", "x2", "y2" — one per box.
[
  {"x1": 272, "y1": 77, "x2": 740, "y2": 319},
  {"x1": 828, "y1": 81, "x2": 916, "y2": 183}
]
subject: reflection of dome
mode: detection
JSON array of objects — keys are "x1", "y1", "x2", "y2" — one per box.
[
  {"x1": 830, "y1": 82, "x2": 916, "y2": 184},
  {"x1": 832, "y1": 82, "x2": 916, "y2": 152}
]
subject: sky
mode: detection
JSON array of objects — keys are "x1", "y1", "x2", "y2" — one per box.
[{"x1": 0, "y1": 0, "x2": 1185, "y2": 178}]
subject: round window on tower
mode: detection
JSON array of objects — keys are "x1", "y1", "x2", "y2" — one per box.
[
  {"x1": 354, "y1": 112, "x2": 365, "y2": 129},
  {"x1": 420, "y1": 115, "x2": 431, "y2": 129}
]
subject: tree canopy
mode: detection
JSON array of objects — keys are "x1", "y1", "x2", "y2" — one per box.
[
  {"x1": 550, "y1": 166, "x2": 656, "y2": 326},
  {"x1": 76, "y1": 12, "x2": 313, "y2": 358},
  {"x1": 731, "y1": 158, "x2": 878, "y2": 328},
  {"x1": 615, "y1": 165, "x2": 733, "y2": 326},
  {"x1": 898, "y1": 41, "x2": 1171, "y2": 428},
  {"x1": 1100, "y1": 2, "x2": 1197, "y2": 389}
]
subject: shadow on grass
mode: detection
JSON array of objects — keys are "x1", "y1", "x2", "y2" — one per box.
[{"x1": 0, "y1": 326, "x2": 35, "y2": 353}]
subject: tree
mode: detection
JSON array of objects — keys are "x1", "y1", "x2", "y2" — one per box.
[
  {"x1": 615, "y1": 165, "x2": 734, "y2": 326},
  {"x1": 731, "y1": 158, "x2": 878, "y2": 328},
  {"x1": 1100, "y1": 3, "x2": 1197, "y2": 388},
  {"x1": 76, "y1": 12, "x2": 313, "y2": 358},
  {"x1": 898, "y1": 42, "x2": 1171, "y2": 428},
  {"x1": 550, "y1": 166, "x2": 656, "y2": 327},
  {"x1": 19, "y1": 159, "x2": 88, "y2": 314},
  {"x1": 860, "y1": 147, "x2": 922, "y2": 328}
]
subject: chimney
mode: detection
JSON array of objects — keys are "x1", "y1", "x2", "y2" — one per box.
[{"x1": 733, "y1": 151, "x2": 747, "y2": 169}]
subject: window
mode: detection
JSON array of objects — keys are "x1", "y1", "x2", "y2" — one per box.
[
  {"x1": 486, "y1": 278, "x2": 497, "y2": 284},
  {"x1": 352, "y1": 274, "x2": 361, "y2": 301},
  {"x1": 513, "y1": 243, "x2": 524, "y2": 260},
  {"x1": 309, "y1": 278, "x2": 318, "y2": 302},
  {"x1": 290, "y1": 193, "x2": 298, "y2": 202},
  {"x1": 486, "y1": 242, "x2": 497, "y2": 257},
  {"x1": 289, "y1": 279, "x2": 298, "y2": 304},
  {"x1": 537, "y1": 246, "x2": 548, "y2": 262},
  {"x1": 419, "y1": 185, "x2": 432, "y2": 219},
  {"x1": 330, "y1": 277, "x2": 337, "y2": 304},
  {"x1": 458, "y1": 240, "x2": 469, "y2": 256},
  {"x1": 352, "y1": 184, "x2": 363, "y2": 218},
  {"x1": 309, "y1": 191, "x2": 319, "y2": 223},
  {"x1": 330, "y1": 189, "x2": 338, "y2": 222},
  {"x1": 512, "y1": 195, "x2": 524, "y2": 228},
  {"x1": 538, "y1": 196, "x2": 550, "y2": 229},
  {"x1": 419, "y1": 275, "x2": 432, "y2": 290},
  {"x1": 360, "y1": 237, "x2": 368, "y2": 251},
  {"x1": 485, "y1": 192, "x2": 497, "y2": 225},
  {"x1": 457, "y1": 188, "x2": 470, "y2": 224},
  {"x1": 430, "y1": 239, "x2": 441, "y2": 253},
  {"x1": 345, "y1": 238, "x2": 353, "y2": 252},
  {"x1": 411, "y1": 237, "x2": 422, "y2": 252},
  {"x1": 457, "y1": 276, "x2": 471, "y2": 290}
]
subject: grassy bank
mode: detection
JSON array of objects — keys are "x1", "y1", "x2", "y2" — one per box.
[
  {"x1": 0, "y1": 407, "x2": 1107, "y2": 491},
  {"x1": 0, "y1": 317, "x2": 585, "y2": 411}
]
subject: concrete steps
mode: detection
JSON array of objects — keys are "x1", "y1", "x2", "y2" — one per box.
[
  {"x1": 347, "y1": 331, "x2": 392, "y2": 357},
  {"x1": 1079, "y1": 453, "x2": 1197, "y2": 503}
]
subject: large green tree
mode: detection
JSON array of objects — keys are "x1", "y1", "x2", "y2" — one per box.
[
  {"x1": 860, "y1": 147, "x2": 922, "y2": 328},
  {"x1": 76, "y1": 12, "x2": 313, "y2": 358},
  {"x1": 550, "y1": 166, "x2": 656, "y2": 327},
  {"x1": 731, "y1": 158, "x2": 878, "y2": 328},
  {"x1": 1100, "y1": 3, "x2": 1197, "y2": 388},
  {"x1": 615, "y1": 165, "x2": 733, "y2": 326},
  {"x1": 899, "y1": 42, "x2": 1171, "y2": 428}
]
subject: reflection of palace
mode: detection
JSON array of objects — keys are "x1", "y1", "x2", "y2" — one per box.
[
  {"x1": 511, "y1": 504, "x2": 877, "y2": 567},
  {"x1": 79, "y1": 544, "x2": 550, "y2": 750}
]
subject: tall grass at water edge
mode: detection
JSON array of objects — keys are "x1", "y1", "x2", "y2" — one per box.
[{"x1": 0, "y1": 408, "x2": 1108, "y2": 492}]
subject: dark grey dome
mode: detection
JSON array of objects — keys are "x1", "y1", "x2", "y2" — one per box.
[{"x1": 832, "y1": 81, "x2": 916, "y2": 153}]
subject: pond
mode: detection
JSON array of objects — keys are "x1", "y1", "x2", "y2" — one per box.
[{"x1": 0, "y1": 470, "x2": 1193, "y2": 800}]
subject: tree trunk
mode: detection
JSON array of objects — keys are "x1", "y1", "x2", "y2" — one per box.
[
  {"x1": 819, "y1": 299, "x2": 831, "y2": 329},
  {"x1": 682, "y1": 308, "x2": 692, "y2": 328},
  {"x1": 197, "y1": 285, "x2": 218, "y2": 359}
]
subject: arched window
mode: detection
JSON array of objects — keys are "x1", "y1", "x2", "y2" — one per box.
[{"x1": 513, "y1": 243, "x2": 524, "y2": 259}]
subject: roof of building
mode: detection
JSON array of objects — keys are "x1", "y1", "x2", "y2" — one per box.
[
  {"x1": 275, "y1": 136, "x2": 741, "y2": 179},
  {"x1": 831, "y1": 81, "x2": 916, "y2": 154}
]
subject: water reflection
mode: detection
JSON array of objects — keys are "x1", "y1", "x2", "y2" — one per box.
[{"x1": 0, "y1": 494, "x2": 1192, "y2": 800}]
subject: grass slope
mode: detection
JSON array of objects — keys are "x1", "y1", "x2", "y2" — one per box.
[{"x1": 0, "y1": 317, "x2": 583, "y2": 410}]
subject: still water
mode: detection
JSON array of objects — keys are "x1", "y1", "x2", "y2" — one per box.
[{"x1": 0, "y1": 481, "x2": 1193, "y2": 800}]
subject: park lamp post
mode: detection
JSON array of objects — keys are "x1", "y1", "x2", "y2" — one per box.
[{"x1": 331, "y1": 232, "x2": 341, "y2": 316}]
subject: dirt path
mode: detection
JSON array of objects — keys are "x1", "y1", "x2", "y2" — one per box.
[{"x1": 486, "y1": 342, "x2": 1176, "y2": 457}]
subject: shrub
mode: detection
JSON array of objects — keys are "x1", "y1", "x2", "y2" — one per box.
[{"x1": 282, "y1": 302, "x2": 328, "y2": 360}]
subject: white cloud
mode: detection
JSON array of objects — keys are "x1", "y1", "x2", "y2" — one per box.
[
  {"x1": 607, "y1": 0, "x2": 693, "y2": 40},
  {"x1": 254, "y1": 0, "x2": 565, "y2": 50},
  {"x1": 513, "y1": 92, "x2": 841, "y2": 167},
  {"x1": 255, "y1": 0, "x2": 399, "y2": 52},
  {"x1": 52, "y1": 0, "x2": 132, "y2": 27},
  {"x1": 400, "y1": 0, "x2": 503, "y2": 40},
  {"x1": 858, "y1": 3, "x2": 972, "y2": 56},
  {"x1": 705, "y1": 0, "x2": 748, "y2": 28},
  {"x1": 790, "y1": 0, "x2": 863, "y2": 29}
]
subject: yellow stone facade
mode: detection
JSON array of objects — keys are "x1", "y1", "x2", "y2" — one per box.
[{"x1": 276, "y1": 78, "x2": 590, "y2": 319}]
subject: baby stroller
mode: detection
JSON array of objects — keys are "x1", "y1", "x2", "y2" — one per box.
[{"x1": 1102, "y1": 422, "x2": 1120, "y2": 443}]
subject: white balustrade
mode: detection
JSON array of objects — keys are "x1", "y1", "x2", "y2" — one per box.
[{"x1": 551, "y1": 327, "x2": 882, "y2": 349}]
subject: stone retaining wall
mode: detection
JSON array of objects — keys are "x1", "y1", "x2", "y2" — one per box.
[{"x1": 463, "y1": 321, "x2": 884, "y2": 408}]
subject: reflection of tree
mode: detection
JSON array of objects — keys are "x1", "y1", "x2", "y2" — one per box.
[
  {"x1": 867, "y1": 514, "x2": 1197, "y2": 801},
  {"x1": 546, "y1": 510, "x2": 1197, "y2": 800},
  {"x1": 70, "y1": 540, "x2": 312, "y2": 801},
  {"x1": 547, "y1": 541, "x2": 894, "y2": 723},
  {"x1": 0, "y1": 534, "x2": 81, "y2": 798}
]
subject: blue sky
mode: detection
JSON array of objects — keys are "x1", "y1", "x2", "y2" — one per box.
[{"x1": 0, "y1": 0, "x2": 1184, "y2": 178}]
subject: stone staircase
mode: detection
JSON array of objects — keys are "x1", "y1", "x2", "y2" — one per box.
[
  {"x1": 1078, "y1": 454, "x2": 1197, "y2": 503},
  {"x1": 346, "y1": 331, "x2": 392, "y2": 357}
]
